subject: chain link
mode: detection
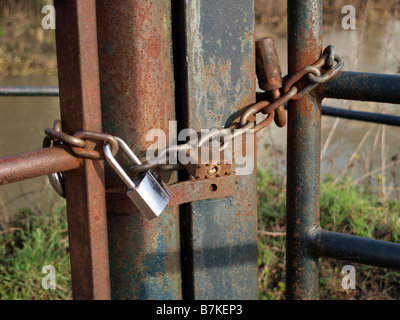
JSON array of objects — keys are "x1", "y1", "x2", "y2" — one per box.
[
  {"x1": 44, "y1": 127, "x2": 119, "y2": 159},
  {"x1": 42, "y1": 120, "x2": 66, "y2": 198}
]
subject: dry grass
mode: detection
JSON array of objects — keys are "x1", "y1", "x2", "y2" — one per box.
[
  {"x1": 0, "y1": 0, "x2": 57, "y2": 76},
  {"x1": 1, "y1": 0, "x2": 399, "y2": 75}
]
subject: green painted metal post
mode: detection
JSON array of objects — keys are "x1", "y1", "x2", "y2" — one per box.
[{"x1": 177, "y1": 0, "x2": 258, "y2": 299}]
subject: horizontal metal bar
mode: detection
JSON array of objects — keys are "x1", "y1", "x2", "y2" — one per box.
[
  {"x1": 2, "y1": 85, "x2": 398, "y2": 128},
  {"x1": 311, "y1": 228, "x2": 400, "y2": 270},
  {"x1": 260, "y1": 94, "x2": 400, "y2": 127},
  {"x1": 0, "y1": 86, "x2": 59, "y2": 96},
  {"x1": 3, "y1": 84, "x2": 399, "y2": 126},
  {"x1": 320, "y1": 71, "x2": 400, "y2": 104},
  {"x1": 0, "y1": 146, "x2": 82, "y2": 185},
  {"x1": 320, "y1": 105, "x2": 400, "y2": 126},
  {"x1": 2, "y1": 71, "x2": 399, "y2": 106},
  {"x1": 167, "y1": 176, "x2": 236, "y2": 207}
]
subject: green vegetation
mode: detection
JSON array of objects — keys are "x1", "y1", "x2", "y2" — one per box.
[
  {"x1": 0, "y1": 201, "x2": 72, "y2": 300},
  {"x1": 257, "y1": 170, "x2": 400, "y2": 300},
  {"x1": 0, "y1": 170, "x2": 399, "y2": 300}
]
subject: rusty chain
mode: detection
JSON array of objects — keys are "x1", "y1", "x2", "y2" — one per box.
[
  {"x1": 45, "y1": 125, "x2": 119, "y2": 160},
  {"x1": 44, "y1": 45, "x2": 343, "y2": 176}
]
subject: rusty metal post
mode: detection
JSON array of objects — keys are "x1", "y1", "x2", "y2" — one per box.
[
  {"x1": 96, "y1": 0, "x2": 181, "y2": 299},
  {"x1": 178, "y1": 0, "x2": 258, "y2": 299},
  {"x1": 286, "y1": 0, "x2": 323, "y2": 300},
  {"x1": 54, "y1": 0, "x2": 111, "y2": 300}
]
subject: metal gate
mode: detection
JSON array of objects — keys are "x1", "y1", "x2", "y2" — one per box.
[{"x1": 0, "y1": 0, "x2": 400, "y2": 300}]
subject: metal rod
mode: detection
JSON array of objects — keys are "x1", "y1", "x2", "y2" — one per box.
[
  {"x1": 0, "y1": 146, "x2": 81, "y2": 186},
  {"x1": 320, "y1": 71, "x2": 400, "y2": 104},
  {"x1": 320, "y1": 105, "x2": 400, "y2": 126},
  {"x1": 311, "y1": 229, "x2": 400, "y2": 270},
  {"x1": 54, "y1": 0, "x2": 111, "y2": 300},
  {"x1": 167, "y1": 176, "x2": 237, "y2": 207},
  {"x1": 0, "y1": 86, "x2": 59, "y2": 96},
  {"x1": 286, "y1": 0, "x2": 322, "y2": 300},
  {"x1": 96, "y1": 0, "x2": 181, "y2": 299},
  {"x1": 4, "y1": 84, "x2": 400, "y2": 127},
  {"x1": 266, "y1": 100, "x2": 400, "y2": 127}
]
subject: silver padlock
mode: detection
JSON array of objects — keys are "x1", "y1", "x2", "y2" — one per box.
[{"x1": 104, "y1": 137, "x2": 171, "y2": 220}]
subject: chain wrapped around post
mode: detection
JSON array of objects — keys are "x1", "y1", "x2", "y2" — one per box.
[
  {"x1": 43, "y1": 44, "x2": 343, "y2": 195},
  {"x1": 43, "y1": 123, "x2": 120, "y2": 198}
]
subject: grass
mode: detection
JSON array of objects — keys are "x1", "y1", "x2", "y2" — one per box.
[
  {"x1": 0, "y1": 170, "x2": 399, "y2": 300},
  {"x1": 0, "y1": 200, "x2": 72, "y2": 300},
  {"x1": 257, "y1": 169, "x2": 400, "y2": 300}
]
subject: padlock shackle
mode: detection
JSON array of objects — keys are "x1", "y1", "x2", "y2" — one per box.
[
  {"x1": 114, "y1": 137, "x2": 142, "y2": 166},
  {"x1": 104, "y1": 143, "x2": 136, "y2": 190}
]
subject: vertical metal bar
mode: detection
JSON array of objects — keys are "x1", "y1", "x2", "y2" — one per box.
[
  {"x1": 96, "y1": 0, "x2": 181, "y2": 299},
  {"x1": 180, "y1": 0, "x2": 258, "y2": 299},
  {"x1": 286, "y1": 0, "x2": 323, "y2": 300},
  {"x1": 54, "y1": 0, "x2": 111, "y2": 300}
]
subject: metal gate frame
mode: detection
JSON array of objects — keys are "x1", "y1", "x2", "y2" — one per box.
[
  {"x1": 286, "y1": 0, "x2": 400, "y2": 300},
  {"x1": 0, "y1": 0, "x2": 258, "y2": 300},
  {"x1": 1, "y1": 0, "x2": 400, "y2": 300}
]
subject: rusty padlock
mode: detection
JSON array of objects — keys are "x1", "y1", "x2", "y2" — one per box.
[{"x1": 256, "y1": 37, "x2": 286, "y2": 127}]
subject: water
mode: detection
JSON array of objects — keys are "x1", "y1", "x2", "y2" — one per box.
[
  {"x1": 1, "y1": 20, "x2": 400, "y2": 221},
  {"x1": 0, "y1": 75, "x2": 60, "y2": 222}
]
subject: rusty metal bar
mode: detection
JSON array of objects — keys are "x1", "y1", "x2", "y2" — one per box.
[
  {"x1": 286, "y1": 0, "x2": 323, "y2": 300},
  {"x1": 0, "y1": 146, "x2": 81, "y2": 186},
  {"x1": 311, "y1": 229, "x2": 400, "y2": 270},
  {"x1": 54, "y1": 0, "x2": 111, "y2": 300},
  {"x1": 96, "y1": 0, "x2": 181, "y2": 299},
  {"x1": 167, "y1": 176, "x2": 237, "y2": 207},
  {"x1": 320, "y1": 71, "x2": 400, "y2": 104}
]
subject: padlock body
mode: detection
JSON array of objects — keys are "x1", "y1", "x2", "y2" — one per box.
[{"x1": 127, "y1": 171, "x2": 171, "y2": 220}]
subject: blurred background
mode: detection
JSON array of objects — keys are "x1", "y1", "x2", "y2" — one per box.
[{"x1": 0, "y1": 0, "x2": 399, "y2": 300}]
